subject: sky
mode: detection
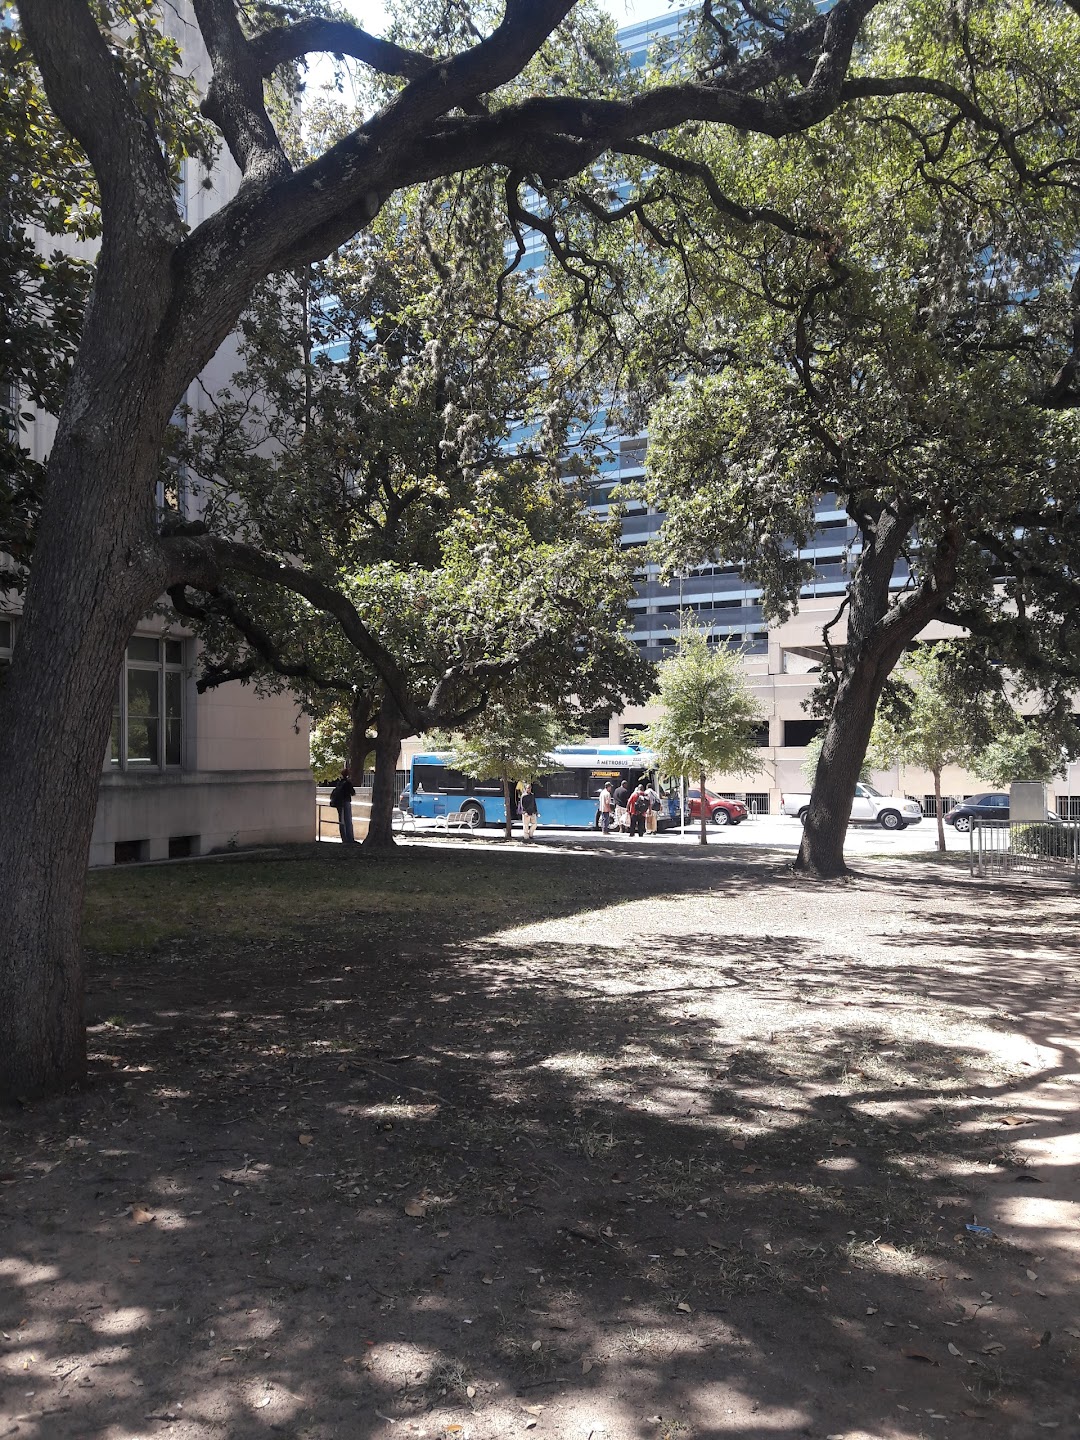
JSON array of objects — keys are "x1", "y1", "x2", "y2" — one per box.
[{"x1": 342, "y1": 1, "x2": 673, "y2": 33}]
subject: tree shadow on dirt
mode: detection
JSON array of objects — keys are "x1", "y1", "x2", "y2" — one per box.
[{"x1": 2, "y1": 847, "x2": 1078, "y2": 1439}]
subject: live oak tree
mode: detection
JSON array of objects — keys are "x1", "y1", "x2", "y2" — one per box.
[
  {"x1": 0, "y1": 0, "x2": 945, "y2": 1095},
  {"x1": 642, "y1": 625, "x2": 763, "y2": 846},
  {"x1": 170, "y1": 177, "x2": 646, "y2": 848},
  {"x1": 607, "y1": 0, "x2": 1080, "y2": 877}
]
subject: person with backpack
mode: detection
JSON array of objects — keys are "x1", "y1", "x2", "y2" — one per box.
[
  {"x1": 329, "y1": 768, "x2": 356, "y2": 844},
  {"x1": 628, "y1": 782, "x2": 651, "y2": 838},
  {"x1": 644, "y1": 780, "x2": 660, "y2": 835}
]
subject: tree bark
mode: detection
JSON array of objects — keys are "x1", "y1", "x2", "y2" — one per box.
[
  {"x1": 503, "y1": 777, "x2": 514, "y2": 842},
  {"x1": 934, "y1": 766, "x2": 945, "y2": 852},
  {"x1": 0, "y1": 396, "x2": 170, "y2": 1097},
  {"x1": 699, "y1": 767, "x2": 708, "y2": 846},
  {"x1": 363, "y1": 690, "x2": 407, "y2": 851},
  {"x1": 795, "y1": 510, "x2": 960, "y2": 878}
]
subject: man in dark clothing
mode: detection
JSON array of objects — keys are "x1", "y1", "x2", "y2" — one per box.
[
  {"x1": 613, "y1": 780, "x2": 630, "y2": 833},
  {"x1": 628, "y1": 782, "x2": 650, "y2": 838},
  {"x1": 329, "y1": 769, "x2": 356, "y2": 843},
  {"x1": 519, "y1": 783, "x2": 539, "y2": 842}
]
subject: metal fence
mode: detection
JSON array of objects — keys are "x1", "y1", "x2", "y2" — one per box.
[
  {"x1": 716, "y1": 791, "x2": 771, "y2": 814},
  {"x1": 970, "y1": 819, "x2": 1080, "y2": 881}
]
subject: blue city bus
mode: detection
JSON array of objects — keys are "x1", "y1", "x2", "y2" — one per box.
[{"x1": 408, "y1": 745, "x2": 668, "y2": 829}]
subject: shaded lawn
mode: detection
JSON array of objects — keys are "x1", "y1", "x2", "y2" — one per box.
[{"x1": 2, "y1": 842, "x2": 1078, "y2": 1440}]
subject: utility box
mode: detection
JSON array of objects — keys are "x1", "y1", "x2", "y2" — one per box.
[{"x1": 1009, "y1": 781, "x2": 1047, "y2": 824}]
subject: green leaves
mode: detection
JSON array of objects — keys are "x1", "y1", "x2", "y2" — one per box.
[{"x1": 643, "y1": 625, "x2": 764, "y2": 782}]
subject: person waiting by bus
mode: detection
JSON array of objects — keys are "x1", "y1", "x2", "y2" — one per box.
[
  {"x1": 329, "y1": 768, "x2": 356, "y2": 844},
  {"x1": 644, "y1": 780, "x2": 660, "y2": 835},
  {"x1": 599, "y1": 781, "x2": 614, "y2": 834},
  {"x1": 628, "y1": 782, "x2": 651, "y2": 838},
  {"x1": 613, "y1": 779, "x2": 630, "y2": 833},
  {"x1": 520, "y1": 783, "x2": 539, "y2": 842}
]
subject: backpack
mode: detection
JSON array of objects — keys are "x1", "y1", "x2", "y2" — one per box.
[{"x1": 631, "y1": 791, "x2": 650, "y2": 817}]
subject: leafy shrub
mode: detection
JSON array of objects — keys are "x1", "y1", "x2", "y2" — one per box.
[{"x1": 1011, "y1": 823, "x2": 1080, "y2": 860}]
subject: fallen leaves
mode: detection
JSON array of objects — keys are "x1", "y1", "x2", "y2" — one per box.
[
  {"x1": 129, "y1": 1204, "x2": 154, "y2": 1225},
  {"x1": 997, "y1": 1114, "x2": 1033, "y2": 1128},
  {"x1": 902, "y1": 1348, "x2": 939, "y2": 1365}
]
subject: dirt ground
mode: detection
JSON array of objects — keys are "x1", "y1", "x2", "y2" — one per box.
[{"x1": 2, "y1": 839, "x2": 1079, "y2": 1440}]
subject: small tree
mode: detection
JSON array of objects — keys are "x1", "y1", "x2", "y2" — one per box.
[
  {"x1": 973, "y1": 720, "x2": 1074, "y2": 791},
  {"x1": 643, "y1": 626, "x2": 764, "y2": 846},
  {"x1": 871, "y1": 644, "x2": 999, "y2": 852},
  {"x1": 447, "y1": 705, "x2": 566, "y2": 843}
]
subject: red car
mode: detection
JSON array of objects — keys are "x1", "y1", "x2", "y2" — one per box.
[{"x1": 685, "y1": 789, "x2": 748, "y2": 826}]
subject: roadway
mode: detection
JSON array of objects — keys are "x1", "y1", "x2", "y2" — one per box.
[{"x1": 393, "y1": 812, "x2": 973, "y2": 858}]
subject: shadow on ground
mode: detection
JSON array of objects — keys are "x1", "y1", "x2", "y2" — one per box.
[{"x1": 2, "y1": 845, "x2": 1078, "y2": 1439}]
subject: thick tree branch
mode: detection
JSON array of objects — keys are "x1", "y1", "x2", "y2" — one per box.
[
  {"x1": 840, "y1": 75, "x2": 1036, "y2": 181},
  {"x1": 159, "y1": 528, "x2": 423, "y2": 725},
  {"x1": 192, "y1": 0, "x2": 290, "y2": 181},
  {"x1": 249, "y1": 18, "x2": 434, "y2": 81},
  {"x1": 14, "y1": 0, "x2": 177, "y2": 245},
  {"x1": 167, "y1": 583, "x2": 359, "y2": 694},
  {"x1": 174, "y1": 0, "x2": 881, "y2": 355},
  {"x1": 1043, "y1": 265, "x2": 1080, "y2": 409}
]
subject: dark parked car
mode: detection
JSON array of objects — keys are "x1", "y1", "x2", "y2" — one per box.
[
  {"x1": 685, "y1": 789, "x2": 748, "y2": 826},
  {"x1": 944, "y1": 793, "x2": 1061, "y2": 832},
  {"x1": 943, "y1": 793, "x2": 1009, "y2": 833}
]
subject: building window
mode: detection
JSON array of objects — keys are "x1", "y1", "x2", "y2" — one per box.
[
  {"x1": 783, "y1": 718, "x2": 826, "y2": 747},
  {"x1": 111, "y1": 636, "x2": 184, "y2": 770}
]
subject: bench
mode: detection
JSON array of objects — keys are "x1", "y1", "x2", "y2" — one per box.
[
  {"x1": 392, "y1": 807, "x2": 417, "y2": 835},
  {"x1": 434, "y1": 810, "x2": 471, "y2": 832}
]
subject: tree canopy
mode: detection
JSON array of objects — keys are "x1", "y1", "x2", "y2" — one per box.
[
  {"x1": 578, "y1": 0, "x2": 1080, "y2": 874},
  {"x1": 168, "y1": 176, "x2": 649, "y2": 844}
]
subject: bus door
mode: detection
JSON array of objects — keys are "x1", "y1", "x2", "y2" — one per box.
[{"x1": 590, "y1": 769, "x2": 622, "y2": 821}]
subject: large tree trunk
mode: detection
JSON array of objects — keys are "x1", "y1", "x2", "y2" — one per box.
[
  {"x1": 794, "y1": 652, "x2": 889, "y2": 877},
  {"x1": 699, "y1": 767, "x2": 708, "y2": 846},
  {"x1": 363, "y1": 690, "x2": 407, "y2": 852},
  {"x1": 0, "y1": 394, "x2": 170, "y2": 1097},
  {"x1": 503, "y1": 778, "x2": 514, "y2": 842},
  {"x1": 795, "y1": 508, "x2": 960, "y2": 879}
]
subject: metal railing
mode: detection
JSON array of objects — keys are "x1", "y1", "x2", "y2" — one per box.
[{"x1": 971, "y1": 819, "x2": 1080, "y2": 881}]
